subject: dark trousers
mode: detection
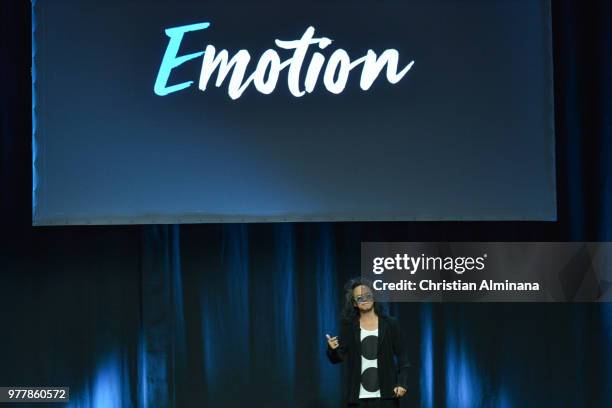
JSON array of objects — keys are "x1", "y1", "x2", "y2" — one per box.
[{"x1": 348, "y1": 398, "x2": 400, "y2": 407}]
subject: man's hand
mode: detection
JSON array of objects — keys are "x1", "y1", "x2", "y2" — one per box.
[
  {"x1": 326, "y1": 334, "x2": 339, "y2": 349},
  {"x1": 393, "y1": 386, "x2": 407, "y2": 398}
]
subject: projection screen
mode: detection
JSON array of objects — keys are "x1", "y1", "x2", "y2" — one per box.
[{"x1": 32, "y1": 0, "x2": 556, "y2": 225}]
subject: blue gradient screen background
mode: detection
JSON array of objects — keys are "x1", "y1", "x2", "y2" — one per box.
[{"x1": 32, "y1": 0, "x2": 555, "y2": 225}]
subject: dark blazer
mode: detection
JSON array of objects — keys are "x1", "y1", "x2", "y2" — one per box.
[{"x1": 326, "y1": 315, "x2": 412, "y2": 404}]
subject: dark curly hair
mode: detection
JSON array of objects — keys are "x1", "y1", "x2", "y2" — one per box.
[{"x1": 341, "y1": 277, "x2": 387, "y2": 322}]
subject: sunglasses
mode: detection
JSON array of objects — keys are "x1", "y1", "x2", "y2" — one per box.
[{"x1": 353, "y1": 292, "x2": 374, "y2": 304}]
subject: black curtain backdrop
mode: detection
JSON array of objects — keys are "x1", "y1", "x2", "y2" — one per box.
[{"x1": 1, "y1": 1, "x2": 611, "y2": 407}]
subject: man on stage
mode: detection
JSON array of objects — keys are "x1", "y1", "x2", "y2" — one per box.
[{"x1": 326, "y1": 278, "x2": 411, "y2": 407}]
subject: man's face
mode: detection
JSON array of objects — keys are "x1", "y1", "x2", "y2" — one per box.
[{"x1": 353, "y1": 285, "x2": 374, "y2": 312}]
